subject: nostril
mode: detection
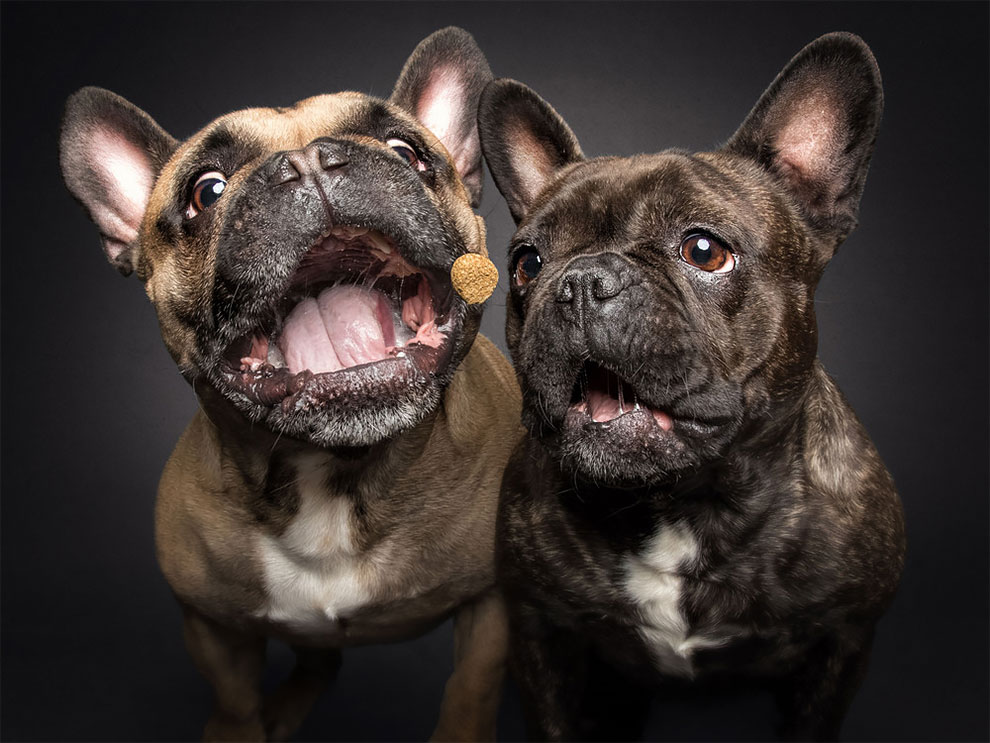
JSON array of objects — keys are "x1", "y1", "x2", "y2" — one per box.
[
  {"x1": 557, "y1": 277, "x2": 576, "y2": 303},
  {"x1": 318, "y1": 149, "x2": 349, "y2": 171},
  {"x1": 272, "y1": 154, "x2": 303, "y2": 185},
  {"x1": 592, "y1": 275, "x2": 620, "y2": 300}
]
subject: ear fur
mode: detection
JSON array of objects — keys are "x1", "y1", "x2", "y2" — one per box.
[
  {"x1": 59, "y1": 87, "x2": 176, "y2": 275},
  {"x1": 391, "y1": 27, "x2": 493, "y2": 208},
  {"x1": 478, "y1": 79, "x2": 584, "y2": 224},
  {"x1": 724, "y1": 32, "x2": 883, "y2": 248}
]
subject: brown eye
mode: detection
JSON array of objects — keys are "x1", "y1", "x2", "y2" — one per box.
[
  {"x1": 185, "y1": 171, "x2": 227, "y2": 219},
  {"x1": 512, "y1": 246, "x2": 543, "y2": 286},
  {"x1": 386, "y1": 138, "x2": 427, "y2": 172},
  {"x1": 680, "y1": 234, "x2": 735, "y2": 273}
]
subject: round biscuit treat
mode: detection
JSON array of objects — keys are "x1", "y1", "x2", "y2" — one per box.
[{"x1": 451, "y1": 253, "x2": 499, "y2": 305}]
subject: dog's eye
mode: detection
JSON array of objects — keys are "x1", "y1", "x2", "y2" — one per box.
[
  {"x1": 680, "y1": 234, "x2": 736, "y2": 273},
  {"x1": 512, "y1": 246, "x2": 543, "y2": 287},
  {"x1": 185, "y1": 171, "x2": 228, "y2": 219},
  {"x1": 387, "y1": 138, "x2": 427, "y2": 172}
]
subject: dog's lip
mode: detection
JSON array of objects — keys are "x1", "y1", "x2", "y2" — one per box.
[
  {"x1": 319, "y1": 216, "x2": 456, "y2": 300},
  {"x1": 286, "y1": 224, "x2": 454, "y2": 318},
  {"x1": 561, "y1": 406, "x2": 667, "y2": 445},
  {"x1": 561, "y1": 360, "x2": 737, "y2": 438},
  {"x1": 565, "y1": 397, "x2": 734, "y2": 434},
  {"x1": 217, "y1": 339, "x2": 452, "y2": 412},
  {"x1": 567, "y1": 361, "x2": 674, "y2": 430},
  {"x1": 568, "y1": 399, "x2": 674, "y2": 431},
  {"x1": 217, "y1": 309, "x2": 461, "y2": 410}
]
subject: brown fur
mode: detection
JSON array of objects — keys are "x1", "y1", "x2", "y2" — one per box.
[{"x1": 60, "y1": 27, "x2": 522, "y2": 741}]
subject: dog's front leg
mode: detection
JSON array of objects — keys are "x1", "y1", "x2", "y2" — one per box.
[
  {"x1": 509, "y1": 604, "x2": 653, "y2": 742},
  {"x1": 506, "y1": 606, "x2": 580, "y2": 741},
  {"x1": 431, "y1": 590, "x2": 509, "y2": 742},
  {"x1": 511, "y1": 602, "x2": 586, "y2": 741},
  {"x1": 182, "y1": 608, "x2": 267, "y2": 742},
  {"x1": 775, "y1": 628, "x2": 875, "y2": 742},
  {"x1": 262, "y1": 645, "x2": 342, "y2": 741}
]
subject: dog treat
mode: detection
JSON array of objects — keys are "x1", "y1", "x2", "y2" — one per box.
[{"x1": 451, "y1": 253, "x2": 499, "y2": 304}]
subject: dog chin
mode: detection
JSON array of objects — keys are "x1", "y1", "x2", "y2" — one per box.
[
  {"x1": 551, "y1": 408, "x2": 701, "y2": 487},
  {"x1": 208, "y1": 337, "x2": 458, "y2": 448},
  {"x1": 271, "y1": 385, "x2": 445, "y2": 448},
  {"x1": 521, "y1": 358, "x2": 742, "y2": 486}
]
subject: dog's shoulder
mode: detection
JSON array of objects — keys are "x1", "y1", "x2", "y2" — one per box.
[
  {"x1": 443, "y1": 334, "x2": 523, "y2": 452},
  {"x1": 800, "y1": 362, "x2": 906, "y2": 597},
  {"x1": 155, "y1": 410, "x2": 269, "y2": 615},
  {"x1": 802, "y1": 362, "x2": 897, "y2": 506},
  {"x1": 458, "y1": 333, "x2": 520, "y2": 401}
]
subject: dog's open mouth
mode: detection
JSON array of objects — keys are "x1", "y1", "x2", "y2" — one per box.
[
  {"x1": 219, "y1": 225, "x2": 456, "y2": 410},
  {"x1": 569, "y1": 361, "x2": 673, "y2": 430}
]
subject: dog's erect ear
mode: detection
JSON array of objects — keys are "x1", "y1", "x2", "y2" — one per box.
[
  {"x1": 59, "y1": 87, "x2": 177, "y2": 276},
  {"x1": 478, "y1": 79, "x2": 584, "y2": 224},
  {"x1": 391, "y1": 27, "x2": 492, "y2": 208},
  {"x1": 724, "y1": 33, "x2": 883, "y2": 250}
]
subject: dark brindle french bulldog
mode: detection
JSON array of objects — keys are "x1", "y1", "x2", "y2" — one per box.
[
  {"x1": 479, "y1": 33, "x2": 906, "y2": 741},
  {"x1": 59, "y1": 27, "x2": 522, "y2": 742}
]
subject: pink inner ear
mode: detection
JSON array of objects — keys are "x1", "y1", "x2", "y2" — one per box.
[
  {"x1": 775, "y1": 92, "x2": 842, "y2": 184},
  {"x1": 87, "y1": 126, "x2": 155, "y2": 246},
  {"x1": 505, "y1": 119, "x2": 559, "y2": 206},
  {"x1": 415, "y1": 66, "x2": 471, "y2": 173}
]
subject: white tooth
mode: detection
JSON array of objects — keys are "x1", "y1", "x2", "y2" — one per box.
[
  {"x1": 396, "y1": 351, "x2": 406, "y2": 358},
  {"x1": 249, "y1": 359, "x2": 263, "y2": 372},
  {"x1": 332, "y1": 225, "x2": 370, "y2": 240},
  {"x1": 366, "y1": 231, "x2": 393, "y2": 254},
  {"x1": 267, "y1": 343, "x2": 286, "y2": 368}
]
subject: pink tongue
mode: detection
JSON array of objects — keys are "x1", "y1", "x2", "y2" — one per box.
[
  {"x1": 585, "y1": 388, "x2": 675, "y2": 431},
  {"x1": 279, "y1": 286, "x2": 390, "y2": 374},
  {"x1": 587, "y1": 388, "x2": 622, "y2": 422},
  {"x1": 652, "y1": 409, "x2": 674, "y2": 431}
]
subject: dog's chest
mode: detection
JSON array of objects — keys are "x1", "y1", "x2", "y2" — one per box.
[
  {"x1": 255, "y1": 454, "x2": 376, "y2": 636},
  {"x1": 622, "y1": 522, "x2": 735, "y2": 678}
]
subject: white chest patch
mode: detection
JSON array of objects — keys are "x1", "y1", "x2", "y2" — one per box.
[
  {"x1": 257, "y1": 453, "x2": 373, "y2": 634},
  {"x1": 623, "y1": 522, "x2": 726, "y2": 678}
]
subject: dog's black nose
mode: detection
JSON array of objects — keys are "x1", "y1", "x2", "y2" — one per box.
[
  {"x1": 556, "y1": 253, "x2": 628, "y2": 310},
  {"x1": 270, "y1": 141, "x2": 349, "y2": 185}
]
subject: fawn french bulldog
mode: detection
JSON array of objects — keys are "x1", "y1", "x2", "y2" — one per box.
[{"x1": 60, "y1": 27, "x2": 521, "y2": 741}]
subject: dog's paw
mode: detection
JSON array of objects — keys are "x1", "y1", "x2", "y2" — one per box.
[
  {"x1": 261, "y1": 690, "x2": 314, "y2": 742},
  {"x1": 202, "y1": 712, "x2": 266, "y2": 742},
  {"x1": 429, "y1": 719, "x2": 496, "y2": 742}
]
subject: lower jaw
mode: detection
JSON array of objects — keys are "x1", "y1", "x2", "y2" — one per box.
[
  {"x1": 211, "y1": 334, "x2": 455, "y2": 445},
  {"x1": 567, "y1": 404, "x2": 673, "y2": 431},
  {"x1": 531, "y1": 408, "x2": 696, "y2": 485},
  {"x1": 561, "y1": 407, "x2": 679, "y2": 445},
  {"x1": 266, "y1": 374, "x2": 446, "y2": 448},
  {"x1": 222, "y1": 341, "x2": 445, "y2": 406}
]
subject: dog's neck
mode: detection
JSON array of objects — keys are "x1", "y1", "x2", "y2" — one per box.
[{"x1": 193, "y1": 382, "x2": 438, "y2": 499}]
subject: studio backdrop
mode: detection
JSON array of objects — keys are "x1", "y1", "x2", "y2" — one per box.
[{"x1": 2, "y1": 2, "x2": 987, "y2": 741}]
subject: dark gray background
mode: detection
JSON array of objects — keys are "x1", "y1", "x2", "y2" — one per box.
[{"x1": 2, "y1": 2, "x2": 987, "y2": 741}]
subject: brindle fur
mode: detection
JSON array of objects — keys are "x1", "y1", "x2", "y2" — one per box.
[
  {"x1": 480, "y1": 33, "x2": 905, "y2": 741},
  {"x1": 60, "y1": 27, "x2": 522, "y2": 741}
]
